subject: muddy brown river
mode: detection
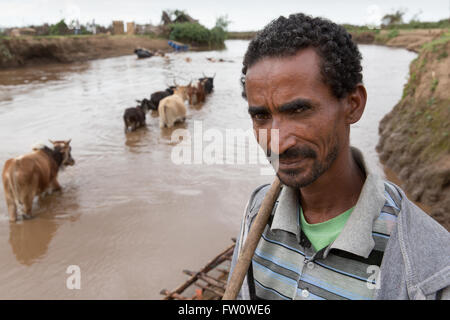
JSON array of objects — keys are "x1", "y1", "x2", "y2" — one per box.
[{"x1": 0, "y1": 40, "x2": 416, "y2": 299}]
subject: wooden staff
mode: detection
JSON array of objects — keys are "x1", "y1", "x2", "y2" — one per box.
[{"x1": 223, "y1": 177, "x2": 282, "y2": 300}]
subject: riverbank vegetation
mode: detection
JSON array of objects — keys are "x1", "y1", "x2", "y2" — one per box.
[{"x1": 167, "y1": 13, "x2": 229, "y2": 48}]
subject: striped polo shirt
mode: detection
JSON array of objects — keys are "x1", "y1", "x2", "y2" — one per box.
[{"x1": 247, "y1": 150, "x2": 402, "y2": 300}]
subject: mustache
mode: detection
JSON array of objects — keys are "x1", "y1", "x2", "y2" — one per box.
[{"x1": 267, "y1": 146, "x2": 317, "y2": 160}]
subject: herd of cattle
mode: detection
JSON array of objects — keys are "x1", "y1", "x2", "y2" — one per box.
[
  {"x1": 123, "y1": 74, "x2": 215, "y2": 132},
  {"x1": 2, "y1": 74, "x2": 215, "y2": 222}
]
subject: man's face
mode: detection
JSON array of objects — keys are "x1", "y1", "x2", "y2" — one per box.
[{"x1": 245, "y1": 48, "x2": 349, "y2": 188}]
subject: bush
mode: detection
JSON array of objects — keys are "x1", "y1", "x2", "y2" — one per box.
[
  {"x1": 49, "y1": 19, "x2": 69, "y2": 35},
  {"x1": 169, "y1": 22, "x2": 209, "y2": 45},
  {"x1": 169, "y1": 22, "x2": 226, "y2": 47},
  {"x1": 209, "y1": 26, "x2": 226, "y2": 45}
]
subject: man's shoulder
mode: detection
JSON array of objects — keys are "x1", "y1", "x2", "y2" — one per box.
[
  {"x1": 385, "y1": 179, "x2": 450, "y2": 294},
  {"x1": 246, "y1": 183, "x2": 271, "y2": 218},
  {"x1": 387, "y1": 180, "x2": 449, "y2": 239}
]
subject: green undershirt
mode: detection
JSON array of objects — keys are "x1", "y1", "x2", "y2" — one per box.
[{"x1": 300, "y1": 206, "x2": 354, "y2": 252}]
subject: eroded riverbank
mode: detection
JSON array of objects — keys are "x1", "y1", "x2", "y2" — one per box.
[
  {"x1": 377, "y1": 33, "x2": 450, "y2": 230},
  {"x1": 0, "y1": 35, "x2": 171, "y2": 68}
]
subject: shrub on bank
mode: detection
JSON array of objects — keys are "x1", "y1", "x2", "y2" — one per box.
[
  {"x1": 169, "y1": 22, "x2": 226, "y2": 47},
  {"x1": 49, "y1": 19, "x2": 69, "y2": 35},
  {"x1": 209, "y1": 26, "x2": 227, "y2": 46}
]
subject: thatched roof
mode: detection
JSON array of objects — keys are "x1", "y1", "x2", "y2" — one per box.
[{"x1": 161, "y1": 11, "x2": 199, "y2": 25}]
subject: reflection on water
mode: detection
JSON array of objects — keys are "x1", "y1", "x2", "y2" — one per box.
[
  {"x1": 0, "y1": 41, "x2": 416, "y2": 299},
  {"x1": 158, "y1": 121, "x2": 189, "y2": 142},
  {"x1": 9, "y1": 218, "x2": 60, "y2": 266},
  {"x1": 9, "y1": 189, "x2": 81, "y2": 266}
]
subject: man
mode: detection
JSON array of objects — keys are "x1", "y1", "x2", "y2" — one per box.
[{"x1": 229, "y1": 13, "x2": 450, "y2": 300}]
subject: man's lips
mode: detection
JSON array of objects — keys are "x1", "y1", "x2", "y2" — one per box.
[{"x1": 276, "y1": 158, "x2": 309, "y2": 169}]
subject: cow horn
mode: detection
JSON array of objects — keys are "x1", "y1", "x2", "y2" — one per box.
[
  {"x1": 49, "y1": 139, "x2": 55, "y2": 144},
  {"x1": 66, "y1": 139, "x2": 72, "y2": 145}
]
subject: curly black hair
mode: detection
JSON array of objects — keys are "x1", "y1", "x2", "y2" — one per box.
[{"x1": 241, "y1": 13, "x2": 363, "y2": 99}]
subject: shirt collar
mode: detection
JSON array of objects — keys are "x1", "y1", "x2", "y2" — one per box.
[{"x1": 270, "y1": 147, "x2": 386, "y2": 258}]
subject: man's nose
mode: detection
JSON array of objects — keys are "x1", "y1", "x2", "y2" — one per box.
[{"x1": 269, "y1": 117, "x2": 297, "y2": 156}]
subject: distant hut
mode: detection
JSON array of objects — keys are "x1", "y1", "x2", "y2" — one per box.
[
  {"x1": 126, "y1": 22, "x2": 135, "y2": 35},
  {"x1": 173, "y1": 13, "x2": 198, "y2": 24},
  {"x1": 161, "y1": 11, "x2": 172, "y2": 25},
  {"x1": 161, "y1": 10, "x2": 199, "y2": 25},
  {"x1": 112, "y1": 20, "x2": 124, "y2": 35},
  {"x1": 9, "y1": 28, "x2": 36, "y2": 37}
]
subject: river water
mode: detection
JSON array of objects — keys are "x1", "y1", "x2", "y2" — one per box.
[{"x1": 0, "y1": 40, "x2": 416, "y2": 299}]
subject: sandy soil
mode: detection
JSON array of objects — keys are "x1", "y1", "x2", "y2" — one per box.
[{"x1": 382, "y1": 29, "x2": 447, "y2": 52}]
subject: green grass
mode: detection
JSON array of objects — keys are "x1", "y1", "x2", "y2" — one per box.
[
  {"x1": 409, "y1": 99, "x2": 450, "y2": 163},
  {"x1": 431, "y1": 78, "x2": 439, "y2": 93},
  {"x1": 0, "y1": 42, "x2": 13, "y2": 61},
  {"x1": 402, "y1": 71, "x2": 418, "y2": 99},
  {"x1": 427, "y1": 97, "x2": 436, "y2": 106},
  {"x1": 387, "y1": 29, "x2": 399, "y2": 39},
  {"x1": 437, "y1": 51, "x2": 448, "y2": 60},
  {"x1": 383, "y1": 19, "x2": 450, "y2": 30},
  {"x1": 421, "y1": 31, "x2": 450, "y2": 51}
]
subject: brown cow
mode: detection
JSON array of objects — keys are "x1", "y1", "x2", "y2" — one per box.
[
  {"x1": 186, "y1": 80, "x2": 206, "y2": 106},
  {"x1": 2, "y1": 140, "x2": 75, "y2": 222}
]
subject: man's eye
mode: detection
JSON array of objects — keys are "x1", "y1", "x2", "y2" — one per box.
[
  {"x1": 291, "y1": 106, "x2": 309, "y2": 114},
  {"x1": 253, "y1": 113, "x2": 271, "y2": 120}
]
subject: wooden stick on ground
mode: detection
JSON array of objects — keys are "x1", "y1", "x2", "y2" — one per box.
[
  {"x1": 183, "y1": 270, "x2": 227, "y2": 287},
  {"x1": 222, "y1": 177, "x2": 282, "y2": 300},
  {"x1": 195, "y1": 283, "x2": 224, "y2": 297},
  {"x1": 161, "y1": 242, "x2": 235, "y2": 300}
]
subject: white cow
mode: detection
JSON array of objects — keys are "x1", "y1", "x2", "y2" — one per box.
[{"x1": 158, "y1": 86, "x2": 188, "y2": 128}]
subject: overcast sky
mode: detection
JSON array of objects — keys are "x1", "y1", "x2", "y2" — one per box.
[{"x1": 0, "y1": 0, "x2": 449, "y2": 30}]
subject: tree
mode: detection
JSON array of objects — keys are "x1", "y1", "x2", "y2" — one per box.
[
  {"x1": 49, "y1": 19, "x2": 69, "y2": 35},
  {"x1": 215, "y1": 15, "x2": 231, "y2": 31},
  {"x1": 381, "y1": 10, "x2": 405, "y2": 27}
]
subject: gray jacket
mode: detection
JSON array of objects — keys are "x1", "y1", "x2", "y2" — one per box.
[{"x1": 229, "y1": 177, "x2": 450, "y2": 300}]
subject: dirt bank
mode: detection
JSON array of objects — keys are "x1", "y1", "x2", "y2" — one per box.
[
  {"x1": 228, "y1": 29, "x2": 446, "y2": 52},
  {"x1": 352, "y1": 29, "x2": 447, "y2": 52},
  {"x1": 0, "y1": 35, "x2": 171, "y2": 68},
  {"x1": 376, "y1": 32, "x2": 450, "y2": 230}
]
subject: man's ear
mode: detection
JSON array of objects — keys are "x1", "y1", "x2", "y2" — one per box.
[{"x1": 345, "y1": 84, "x2": 367, "y2": 124}]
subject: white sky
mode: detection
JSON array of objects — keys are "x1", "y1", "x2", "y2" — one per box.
[{"x1": 0, "y1": 0, "x2": 449, "y2": 30}]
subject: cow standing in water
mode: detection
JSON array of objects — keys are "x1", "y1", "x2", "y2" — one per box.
[
  {"x1": 158, "y1": 86, "x2": 188, "y2": 128},
  {"x1": 2, "y1": 140, "x2": 75, "y2": 222}
]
